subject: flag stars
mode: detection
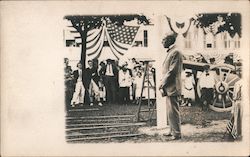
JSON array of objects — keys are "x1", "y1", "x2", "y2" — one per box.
[{"x1": 106, "y1": 22, "x2": 139, "y2": 44}]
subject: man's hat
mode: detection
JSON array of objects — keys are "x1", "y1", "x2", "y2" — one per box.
[
  {"x1": 185, "y1": 69, "x2": 192, "y2": 73},
  {"x1": 203, "y1": 64, "x2": 210, "y2": 70},
  {"x1": 106, "y1": 59, "x2": 112, "y2": 63},
  {"x1": 134, "y1": 64, "x2": 141, "y2": 68}
]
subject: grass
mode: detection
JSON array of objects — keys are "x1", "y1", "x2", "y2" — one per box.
[{"x1": 66, "y1": 101, "x2": 233, "y2": 142}]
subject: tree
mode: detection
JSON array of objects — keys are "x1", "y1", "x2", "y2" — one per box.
[
  {"x1": 194, "y1": 13, "x2": 241, "y2": 37},
  {"x1": 64, "y1": 14, "x2": 150, "y2": 70}
]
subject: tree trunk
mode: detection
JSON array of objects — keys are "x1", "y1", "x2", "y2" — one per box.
[
  {"x1": 80, "y1": 30, "x2": 87, "y2": 70},
  {"x1": 80, "y1": 30, "x2": 90, "y2": 104}
]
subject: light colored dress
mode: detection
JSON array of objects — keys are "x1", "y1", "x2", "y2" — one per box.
[
  {"x1": 227, "y1": 79, "x2": 242, "y2": 139},
  {"x1": 182, "y1": 75, "x2": 195, "y2": 100},
  {"x1": 134, "y1": 75, "x2": 143, "y2": 99}
]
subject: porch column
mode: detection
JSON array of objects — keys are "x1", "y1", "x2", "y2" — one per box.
[{"x1": 154, "y1": 15, "x2": 168, "y2": 129}]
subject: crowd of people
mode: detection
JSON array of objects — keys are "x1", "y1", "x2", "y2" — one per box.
[
  {"x1": 65, "y1": 34, "x2": 242, "y2": 141},
  {"x1": 180, "y1": 52, "x2": 242, "y2": 107},
  {"x1": 64, "y1": 57, "x2": 156, "y2": 109},
  {"x1": 184, "y1": 52, "x2": 241, "y2": 66}
]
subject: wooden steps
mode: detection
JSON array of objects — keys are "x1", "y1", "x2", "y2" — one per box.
[
  {"x1": 66, "y1": 123, "x2": 146, "y2": 132},
  {"x1": 66, "y1": 115, "x2": 135, "y2": 119},
  {"x1": 67, "y1": 133, "x2": 142, "y2": 142},
  {"x1": 66, "y1": 114, "x2": 146, "y2": 143}
]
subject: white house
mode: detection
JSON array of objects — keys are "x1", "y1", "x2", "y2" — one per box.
[{"x1": 181, "y1": 23, "x2": 241, "y2": 63}]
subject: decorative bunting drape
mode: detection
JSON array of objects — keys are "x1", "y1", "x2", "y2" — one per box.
[
  {"x1": 166, "y1": 17, "x2": 192, "y2": 37},
  {"x1": 84, "y1": 19, "x2": 140, "y2": 61},
  {"x1": 86, "y1": 26, "x2": 105, "y2": 59}
]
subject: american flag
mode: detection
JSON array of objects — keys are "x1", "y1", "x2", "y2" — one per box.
[
  {"x1": 105, "y1": 20, "x2": 140, "y2": 58},
  {"x1": 68, "y1": 19, "x2": 140, "y2": 62},
  {"x1": 226, "y1": 116, "x2": 238, "y2": 139}
]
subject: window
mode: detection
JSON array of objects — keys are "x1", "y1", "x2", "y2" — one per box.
[
  {"x1": 207, "y1": 43, "x2": 212, "y2": 48},
  {"x1": 185, "y1": 33, "x2": 191, "y2": 49},
  {"x1": 224, "y1": 41, "x2": 227, "y2": 48},
  {"x1": 224, "y1": 33, "x2": 227, "y2": 48},
  {"x1": 66, "y1": 40, "x2": 76, "y2": 47},
  {"x1": 143, "y1": 30, "x2": 148, "y2": 47},
  {"x1": 223, "y1": 33, "x2": 231, "y2": 49},
  {"x1": 234, "y1": 34, "x2": 240, "y2": 48}
]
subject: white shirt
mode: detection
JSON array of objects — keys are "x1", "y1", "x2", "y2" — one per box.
[
  {"x1": 106, "y1": 64, "x2": 114, "y2": 76},
  {"x1": 233, "y1": 79, "x2": 242, "y2": 101},
  {"x1": 184, "y1": 75, "x2": 195, "y2": 90},
  {"x1": 77, "y1": 69, "x2": 82, "y2": 82},
  {"x1": 119, "y1": 70, "x2": 132, "y2": 87},
  {"x1": 199, "y1": 72, "x2": 215, "y2": 88}
]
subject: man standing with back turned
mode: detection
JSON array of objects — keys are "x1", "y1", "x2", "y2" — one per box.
[{"x1": 159, "y1": 33, "x2": 183, "y2": 140}]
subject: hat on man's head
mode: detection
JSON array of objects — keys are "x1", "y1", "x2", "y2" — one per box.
[
  {"x1": 99, "y1": 61, "x2": 105, "y2": 65},
  {"x1": 134, "y1": 64, "x2": 141, "y2": 68},
  {"x1": 106, "y1": 59, "x2": 112, "y2": 63},
  {"x1": 185, "y1": 69, "x2": 192, "y2": 73},
  {"x1": 203, "y1": 64, "x2": 210, "y2": 70}
]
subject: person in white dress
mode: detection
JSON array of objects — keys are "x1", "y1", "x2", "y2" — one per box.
[
  {"x1": 226, "y1": 65, "x2": 242, "y2": 140},
  {"x1": 134, "y1": 71, "x2": 143, "y2": 104},
  {"x1": 118, "y1": 66, "x2": 132, "y2": 104},
  {"x1": 182, "y1": 69, "x2": 195, "y2": 106}
]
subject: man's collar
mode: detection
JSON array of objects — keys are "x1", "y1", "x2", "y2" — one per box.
[{"x1": 167, "y1": 45, "x2": 176, "y2": 52}]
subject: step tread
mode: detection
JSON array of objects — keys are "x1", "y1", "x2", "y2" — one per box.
[
  {"x1": 67, "y1": 131, "x2": 131, "y2": 139},
  {"x1": 66, "y1": 123, "x2": 137, "y2": 128},
  {"x1": 66, "y1": 123, "x2": 146, "y2": 131},
  {"x1": 66, "y1": 114, "x2": 135, "y2": 119},
  {"x1": 67, "y1": 133, "x2": 142, "y2": 142}
]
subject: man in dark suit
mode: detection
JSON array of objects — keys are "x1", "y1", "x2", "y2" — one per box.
[
  {"x1": 159, "y1": 33, "x2": 183, "y2": 140},
  {"x1": 103, "y1": 59, "x2": 119, "y2": 104}
]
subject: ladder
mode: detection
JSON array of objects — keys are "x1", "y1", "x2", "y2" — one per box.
[{"x1": 136, "y1": 60, "x2": 156, "y2": 123}]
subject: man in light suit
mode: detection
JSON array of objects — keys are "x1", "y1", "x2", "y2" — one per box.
[
  {"x1": 159, "y1": 33, "x2": 183, "y2": 140},
  {"x1": 71, "y1": 62, "x2": 85, "y2": 107}
]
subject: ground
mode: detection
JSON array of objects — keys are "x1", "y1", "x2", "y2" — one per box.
[{"x1": 66, "y1": 101, "x2": 235, "y2": 143}]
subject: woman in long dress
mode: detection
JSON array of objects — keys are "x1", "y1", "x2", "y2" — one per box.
[
  {"x1": 181, "y1": 70, "x2": 195, "y2": 106},
  {"x1": 134, "y1": 71, "x2": 143, "y2": 104},
  {"x1": 226, "y1": 67, "x2": 242, "y2": 140}
]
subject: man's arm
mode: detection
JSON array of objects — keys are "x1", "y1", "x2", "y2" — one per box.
[{"x1": 160, "y1": 51, "x2": 181, "y2": 87}]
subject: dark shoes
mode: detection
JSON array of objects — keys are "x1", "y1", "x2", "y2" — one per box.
[
  {"x1": 163, "y1": 132, "x2": 172, "y2": 137},
  {"x1": 163, "y1": 133, "x2": 182, "y2": 140},
  {"x1": 171, "y1": 135, "x2": 182, "y2": 140}
]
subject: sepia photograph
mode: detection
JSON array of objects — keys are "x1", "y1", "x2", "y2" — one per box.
[
  {"x1": 1, "y1": 1, "x2": 249, "y2": 156},
  {"x1": 63, "y1": 13, "x2": 243, "y2": 143}
]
